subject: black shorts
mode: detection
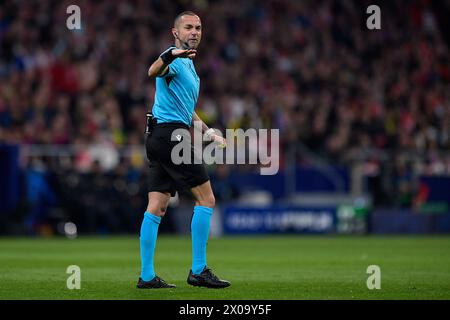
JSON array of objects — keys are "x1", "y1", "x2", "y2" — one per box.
[{"x1": 145, "y1": 123, "x2": 209, "y2": 197}]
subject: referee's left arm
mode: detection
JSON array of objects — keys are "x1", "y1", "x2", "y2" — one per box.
[
  {"x1": 193, "y1": 112, "x2": 227, "y2": 148},
  {"x1": 192, "y1": 112, "x2": 209, "y2": 133}
]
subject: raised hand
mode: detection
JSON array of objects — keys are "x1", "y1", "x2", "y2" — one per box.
[{"x1": 172, "y1": 48, "x2": 197, "y2": 59}]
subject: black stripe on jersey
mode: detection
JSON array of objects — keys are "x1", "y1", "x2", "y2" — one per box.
[{"x1": 165, "y1": 76, "x2": 173, "y2": 86}]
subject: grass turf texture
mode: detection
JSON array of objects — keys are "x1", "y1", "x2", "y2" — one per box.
[{"x1": 0, "y1": 235, "x2": 449, "y2": 299}]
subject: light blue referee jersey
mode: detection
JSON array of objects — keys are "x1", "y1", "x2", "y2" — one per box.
[{"x1": 152, "y1": 46, "x2": 200, "y2": 127}]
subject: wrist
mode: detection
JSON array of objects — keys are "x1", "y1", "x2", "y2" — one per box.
[
  {"x1": 160, "y1": 49, "x2": 176, "y2": 64},
  {"x1": 204, "y1": 128, "x2": 215, "y2": 141}
]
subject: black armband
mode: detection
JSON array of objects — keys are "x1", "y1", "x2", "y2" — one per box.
[{"x1": 160, "y1": 49, "x2": 176, "y2": 65}]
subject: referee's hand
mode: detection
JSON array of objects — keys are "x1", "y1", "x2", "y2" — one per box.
[
  {"x1": 172, "y1": 48, "x2": 197, "y2": 59},
  {"x1": 211, "y1": 134, "x2": 227, "y2": 149}
]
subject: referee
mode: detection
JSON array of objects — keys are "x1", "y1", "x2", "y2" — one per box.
[{"x1": 137, "y1": 11, "x2": 230, "y2": 289}]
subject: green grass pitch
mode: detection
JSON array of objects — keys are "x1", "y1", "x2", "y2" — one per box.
[{"x1": 0, "y1": 235, "x2": 449, "y2": 299}]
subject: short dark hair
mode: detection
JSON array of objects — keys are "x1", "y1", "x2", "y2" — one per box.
[{"x1": 174, "y1": 11, "x2": 199, "y2": 27}]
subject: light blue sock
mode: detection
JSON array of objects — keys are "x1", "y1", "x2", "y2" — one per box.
[
  {"x1": 140, "y1": 212, "x2": 161, "y2": 281},
  {"x1": 191, "y1": 206, "x2": 213, "y2": 275}
]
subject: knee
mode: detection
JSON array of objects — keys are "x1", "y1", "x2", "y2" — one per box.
[
  {"x1": 146, "y1": 204, "x2": 168, "y2": 217},
  {"x1": 197, "y1": 194, "x2": 215, "y2": 208}
]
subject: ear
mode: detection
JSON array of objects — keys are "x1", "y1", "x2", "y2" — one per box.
[{"x1": 171, "y1": 28, "x2": 178, "y2": 38}]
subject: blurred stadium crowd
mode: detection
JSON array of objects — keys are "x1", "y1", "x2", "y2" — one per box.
[{"x1": 0, "y1": 0, "x2": 449, "y2": 234}]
